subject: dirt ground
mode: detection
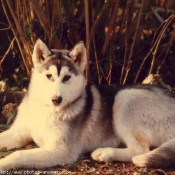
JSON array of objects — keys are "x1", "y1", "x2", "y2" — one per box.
[
  {"x1": 33, "y1": 153, "x2": 175, "y2": 175},
  {"x1": 1, "y1": 142, "x2": 175, "y2": 175}
]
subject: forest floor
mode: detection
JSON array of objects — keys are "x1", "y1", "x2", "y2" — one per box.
[
  {"x1": 1, "y1": 147, "x2": 175, "y2": 175},
  {"x1": 35, "y1": 153, "x2": 175, "y2": 175}
]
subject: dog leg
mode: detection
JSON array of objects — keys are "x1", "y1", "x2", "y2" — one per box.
[
  {"x1": 0, "y1": 128, "x2": 31, "y2": 150},
  {"x1": 0, "y1": 147, "x2": 74, "y2": 170},
  {"x1": 91, "y1": 146, "x2": 149, "y2": 163}
]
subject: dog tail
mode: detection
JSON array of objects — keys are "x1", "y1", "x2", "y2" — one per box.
[{"x1": 132, "y1": 138, "x2": 175, "y2": 168}]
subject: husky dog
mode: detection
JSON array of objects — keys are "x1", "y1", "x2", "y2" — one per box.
[{"x1": 0, "y1": 39, "x2": 175, "y2": 170}]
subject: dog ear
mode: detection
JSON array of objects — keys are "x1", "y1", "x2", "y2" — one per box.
[
  {"x1": 32, "y1": 39, "x2": 51, "y2": 67},
  {"x1": 69, "y1": 41, "x2": 87, "y2": 72}
]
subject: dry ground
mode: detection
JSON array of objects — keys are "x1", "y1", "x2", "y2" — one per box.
[
  {"x1": 1, "y1": 148, "x2": 175, "y2": 175},
  {"x1": 35, "y1": 153, "x2": 175, "y2": 175}
]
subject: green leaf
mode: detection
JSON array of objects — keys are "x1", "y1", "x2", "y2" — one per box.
[
  {"x1": 6, "y1": 113, "x2": 16, "y2": 125},
  {"x1": 3, "y1": 95, "x2": 6, "y2": 103},
  {"x1": 0, "y1": 124, "x2": 10, "y2": 132}
]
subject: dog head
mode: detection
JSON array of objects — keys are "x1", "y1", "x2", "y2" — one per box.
[{"x1": 30, "y1": 39, "x2": 87, "y2": 107}]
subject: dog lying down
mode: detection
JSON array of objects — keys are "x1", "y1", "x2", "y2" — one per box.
[{"x1": 0, "y1": 39, "x2": 175, "y2": 170}]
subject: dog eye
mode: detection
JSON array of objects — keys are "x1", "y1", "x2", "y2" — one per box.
[
  {"x1": 62, "y1": 75, "x2": 71, "y2": 83},
  {"x1": 46, "y1": 74, "x2": 53, "y2": 80}
]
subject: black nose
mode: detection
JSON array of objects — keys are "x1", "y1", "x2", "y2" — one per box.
[{"x1": 52, "y1": 96, "x2": 62, "y2": 105}]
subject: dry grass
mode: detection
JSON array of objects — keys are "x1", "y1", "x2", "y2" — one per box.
[{"x1": 20, "y1": 152, "x2": 175, "y2": 175}]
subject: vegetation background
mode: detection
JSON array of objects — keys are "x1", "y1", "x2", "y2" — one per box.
[{"x1": 1, "y1": 0, "x2": 175, "y2": 90}]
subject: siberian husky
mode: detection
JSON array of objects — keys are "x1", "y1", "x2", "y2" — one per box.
[{"x1": 0, "y1": 39, "x2": 175, "y2": 170}]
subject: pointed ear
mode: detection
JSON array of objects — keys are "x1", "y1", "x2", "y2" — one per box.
[
  {"x1": 32, "y1": 39, "x2": 51, "y2": 67},
  {"x1": 69, "y1": 41, "x2": 87, "y2": 72}
]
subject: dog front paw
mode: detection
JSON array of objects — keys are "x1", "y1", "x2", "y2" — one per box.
[
  {"x1": 91, "y1": 147, "x2": 114, "y2": 162},
  {"x1": 132, "y1": 154, "x2": 147, "y2": 167}
]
